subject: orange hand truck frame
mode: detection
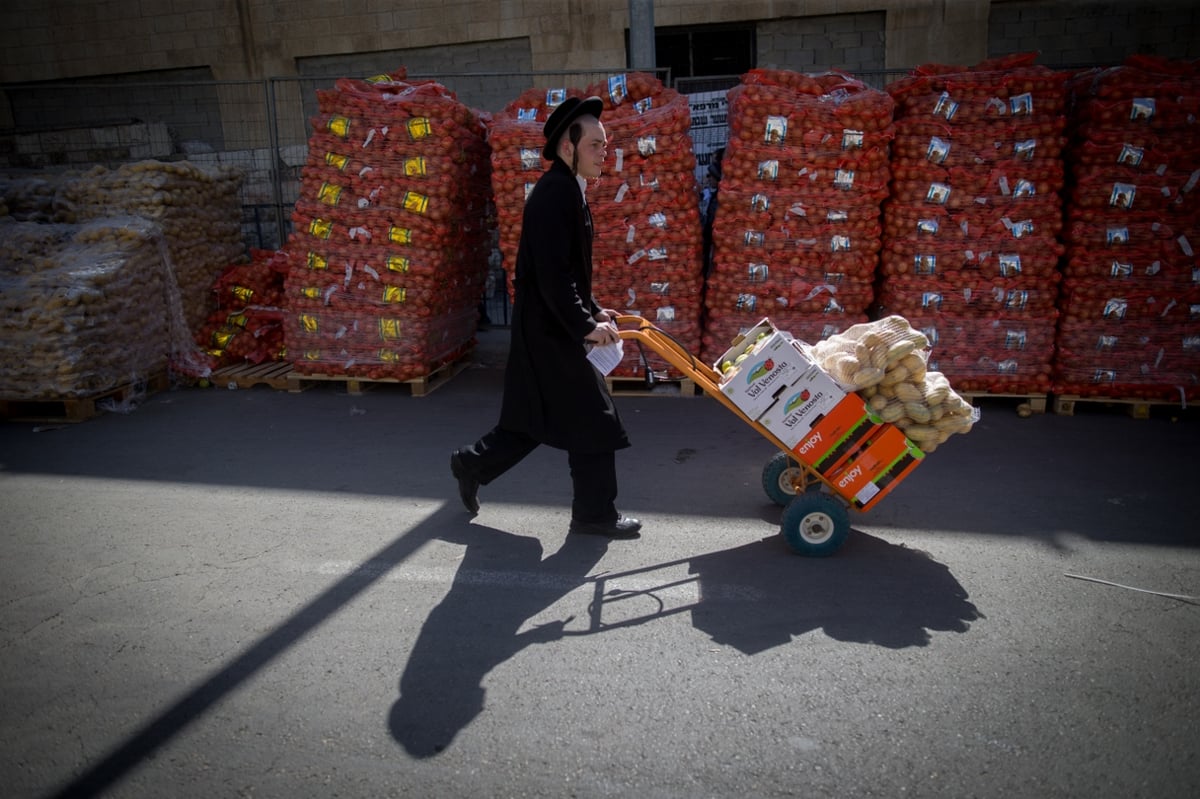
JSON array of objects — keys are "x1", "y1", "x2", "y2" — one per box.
[{"x1": 616, "y1": 314, "x2": 865, "y2": 556}]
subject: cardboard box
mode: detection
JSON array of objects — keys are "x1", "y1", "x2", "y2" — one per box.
[
  {"x1": 715, "y1": 320, "x2": 813, "y2": 421},
  {"x1": 827, "y1": 425, "x2": 925, "y2": 511},
  {"x1": 757, "y1": 364, "x2": 848, "y2": 451},
  {"x1": 792, "y1": 394, "x2": 884, "y2": 477}
]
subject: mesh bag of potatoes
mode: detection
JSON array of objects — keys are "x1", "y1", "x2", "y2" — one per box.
[{"x1": 807, "y1": 315, "x2": 977, "y2": 452}]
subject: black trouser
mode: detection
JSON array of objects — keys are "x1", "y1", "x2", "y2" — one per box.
[{"x1": 459, "y1": 426, "x2": 619, "y2": 524}]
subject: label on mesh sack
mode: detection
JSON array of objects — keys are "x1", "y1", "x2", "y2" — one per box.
[
  {"x1": 744, "y1": 230, "x2": 765, "y2": 247},
  {"x1": 308, "y1": 218, "x2": 333, "y2": 240},
  {"x1": 382, "y1": 286, "x2": 407, "y2": 303},
  {"x1": 1096, "y1": 335, "x2": 1118, "y2": 351},
  {"x1": 921, "y1": 292, "x2": 942, "y2": 310},
  {"x1": 827, "y1": 209, "x2": 848, "y2": 223},
  {"x1": 326, "y1": 116, "x2": 351, "y2": 138},
  {"x1": 232, "y1": 285, "x2": 254, "y2": 304},
  {"x1": 379, "y1": 318, "x2": 402, "y2": 340},
  {"x1": 1006, "y1": 290, "x2": 1029, "y2": 310},
  {"x1": 933, "y1": 92, "x2": 958, "y2": 120},
  {"x1": 1092, "y1": 369, "x2": 1117, "y2": 384},
  {"x1": 999, "y1": 254, "x2": 1022, "y2": 276},
  {"x1": 834, "y1": 169, "x2": 855, "y2": 190},
  {"x1": 1014, "y1": 139, "x2": 1037, "y2": 161},
  {"x1": 764, "y1": 116, "x2": 788, "y2": 144},
  {"x1": 388, "y1": 226, "x2": 413, "y2": 245},
  {"x1": 300, "y1": 286, "x2": 321, "y2": 300},
  {"x1": 1012, "y1": 179, "x2": 1035, "y2": 198},
  {"x1": 1117, "y1": 144, "x2": 1144, "y2": 167},
  {"x1": 211, "y1": 329, "x2": 235, "y2": 349},
  {"x1": 608, "y1": 74, "x2": 628, "y2": 105},
  {"x1": 403, "y1": 191, "x2": 429, "y2": 214},
  {"x1": 842, "y1": 129, "x2": 864, "y2": 150},
  {"x1": 520, "y1": 148, "x2": 541, "y2": 170},
  {"x1": 1103, "y1": 298, "x2": 1129, "y2": 319},
  {"x1": 927, "y1": 137, "x2": 951, "y2": 164},
  {"x1": 325, "y1": 152, "x2": 349, "y2": 171},
  {"x1": 917, "y1": 218, "x2": 939, "y2": 235},
  {"x1": 303, "y1": 349, "x2": 322, "y2": 361},
  {"x1": 1130, "y1": 97, "x2": 1156, "y2": 121},
  {"x1": 915, "y1": 254, "x2": 936, "y2": 275},
  {"x1": 306, "y1": 252, "x2": 328, "y2": 270},
  {"x1": 830, "y1": 235, "x2": 851, "y2": 252},
  {"x1": 638, "y1": 136, "x2": 657, "y2": 156},
  {"x1": 650, "y1": 282, "x2": 670, "y2": 295},
  {"x1": 758, "y1": 160, "x2": 779, "y2": 180},
  {"x1": 387, "y1": 255, "x2": 410, "y2": 273},
  {"x1": 926, "y1": 183, "x2": 951, "y2": 204},
  {"x1": 1005, "y1": 330, "x2": 1028, "y2": 350},
  {"x1": 318, "y1": 182, "x2": 342, "y2": 206},
  {"x1": 407, "y1": 117, "x2": 432, "y2": 141},
  {"x1": 1009, "y1": 93, "x2": 1033, "y2": 115},
  {"x1": 1107, "y1": 227, "x2": 1130, "y2": 245},
  {"x1": 1110, "y1": 260, "x2": 1133, "y2": 278},
  {"x1": 299, "y1": 314, "x2": 319, "y2": 333},
  {"x1": 634, "y1": 97, "x2": 653, "y2": 114},
  {"x1": 736, "y1": 294, "x2": 757, "y2": 312},
  {"x1": 403, "y1": 157, "x2": 427, "y2": 177},
  {"x1": 748, "y1": 263, "x2": 768, "y2": 282},
  {"x1": 546, "y1": 88, "x2": 566, "y2": 106},
  {"x1": 751, "y1": 193, "x2": 770, "y2": 211},
  {"x1": 998, "y1": 359, "x2": 1020, "y2": 374},
  {"x1": 1110, "y1": 183, "x2": 1136, "y2": 209},
  {"x1": 379, "y1": 349, "x2": 402, "y2": 363}
]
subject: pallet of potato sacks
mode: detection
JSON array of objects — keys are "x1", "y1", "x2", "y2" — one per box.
[{"x1": 0, "y1": 372, "x2": 169, "y2": 423}]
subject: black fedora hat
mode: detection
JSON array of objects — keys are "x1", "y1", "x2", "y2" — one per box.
[{"x1": 541, "y1": 95, "x2": 604, "y2": 161}]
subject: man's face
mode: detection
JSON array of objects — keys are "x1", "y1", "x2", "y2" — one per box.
[{"x1": 564, "y1": 116, "x2": 607, "y2": 179}]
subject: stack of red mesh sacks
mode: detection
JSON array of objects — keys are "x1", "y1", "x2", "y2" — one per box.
[
  {"x1": 487, "y1": 73, "x2": 705, "y2": 380},
  {"x1": 702, "y1": 69, "x2": 894, "y2": 364},
  {"x1": 194, "y1": 248, "x2": 288, "y2": 370},
  {"x1": 586, "y1": 73, "x2": 705, "y2": 378},
  {"x1": 881, "y1": 55, "x2": 1069, "y2": 395},
  {"x1": 285, "y1": 70, "x2": 492, "y2": 380},
  {"x1": 1057, "y1": 55, "x2": 1200, "y2": 402},
  {"x1": 486, "y1": 86, "x2": 588, "y2": 305}
]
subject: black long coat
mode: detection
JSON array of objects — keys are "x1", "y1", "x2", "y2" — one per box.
[{"x1": 498, "y1": 160, "x2": 630, "y2": 453}]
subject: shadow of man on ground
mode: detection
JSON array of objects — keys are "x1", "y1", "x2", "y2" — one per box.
[{"x1": 388, "y1": 524, "x2": 609, "y2": 758}]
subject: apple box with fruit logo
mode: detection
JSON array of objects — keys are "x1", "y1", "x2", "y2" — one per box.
[
  {"x1": 758, "y1": 363, "x2": 848, "y2": 449},
  {"x1": 719, "y1": 330, "x2": 814, "y2": 421}
]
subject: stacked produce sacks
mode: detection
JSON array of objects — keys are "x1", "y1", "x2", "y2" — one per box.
[
  {"x1": 194, "y1": 248, "x2": 289, "y2": 371},
  {"x1": 285, "y1": 70, "x2": 492, "y2": 380},
  {"x1": 0, "y1": 217, "x2": 171, "y2": 397},
  {"x1": 1057, "y1": 56, "x2": 1200, "y2": 401},
  {"x1": 585, "y1": 72, "x2": 705, "y2": 378},
  {"x1": 881, "y1": 55, "x2": 1069, "y2": 395},
  {"x1": 488, "y1": 72, "x2": 705, "y2": 379},
  {"x1": 55, "y1": 161, "x2": 246, "y2": 336},
  {"x1": 702, "y1": 69, "x2": 895, "y2": 364},
  {"x1": 486, "y1": 86, "x2": 587, "y2": 297}
]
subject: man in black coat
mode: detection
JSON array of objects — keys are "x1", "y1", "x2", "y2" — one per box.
[{"x1": 450, "y1": 96, "x2": 642, "y2": 539}]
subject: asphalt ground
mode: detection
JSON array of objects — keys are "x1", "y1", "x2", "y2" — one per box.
[{"x1": 1, "y1": 327, "x2": 1198, "y2": 799}]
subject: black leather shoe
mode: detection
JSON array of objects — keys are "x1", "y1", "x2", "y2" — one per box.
[
  {"x1": 449, "y1": 450, "x2": 480, "y2": 514},
  {"x1": 568, "y1": 515, "x2": 642, "y2": 539}
]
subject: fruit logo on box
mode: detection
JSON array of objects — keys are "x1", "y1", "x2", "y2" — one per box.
[{"x1": 746, "y1": 358, "x2": 775, "y2": 383}]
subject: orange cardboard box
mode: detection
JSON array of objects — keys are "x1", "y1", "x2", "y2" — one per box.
[
  {"x1": 827, "y1": 425, "x2": 925, "y2": 511},
  {"x1": 792, "y1": 394, "x2": 884, "y2": 478}
]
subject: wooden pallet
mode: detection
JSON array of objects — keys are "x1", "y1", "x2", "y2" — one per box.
[
  {"x1": 208, "y1": 361, "x2": 293, "y2": 391},
  {"x1": 1052, "y1": 394, "x2": 1195, "y2": 420},
  {"x1": 959, "y1": 391, "x2": 1048, "y2": 417},
  {"x1": 287, "y1": 350, "x2": 473, "y2": 397},
  {"x1": 606, "y1": 374, "x2": 701, "y2": 398},
  {"x1": 0, "y1": 372, "x2": 169, "y2": 423}
]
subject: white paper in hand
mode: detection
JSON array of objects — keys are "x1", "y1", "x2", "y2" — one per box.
[{"x1": 586, "y1": 340, "x2": 624, "y2": 376}]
